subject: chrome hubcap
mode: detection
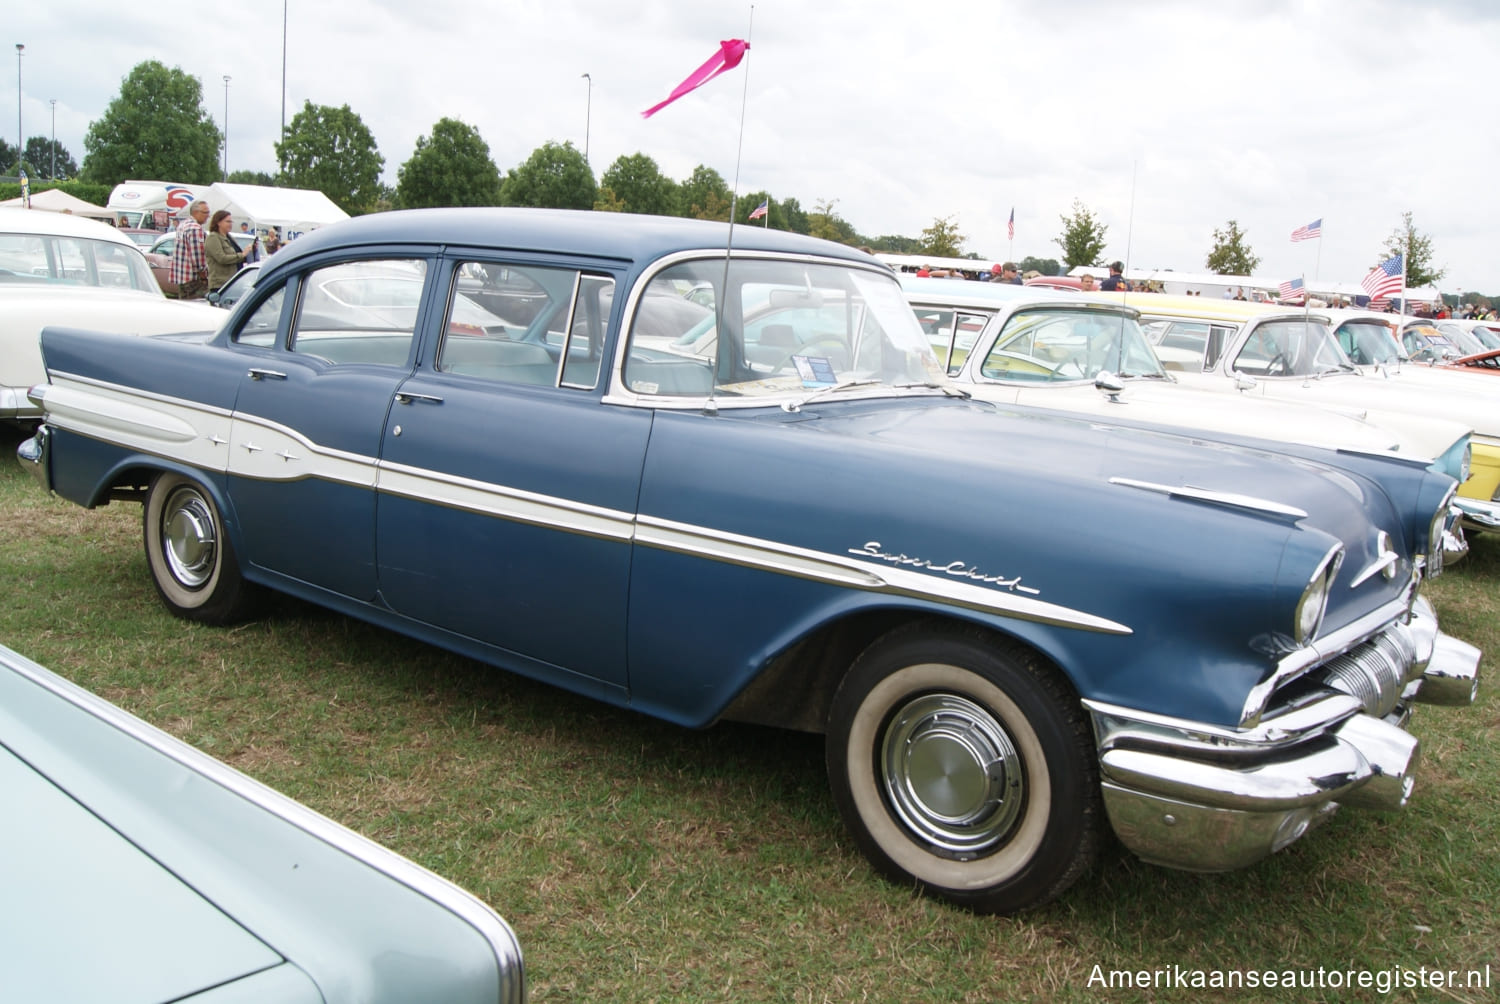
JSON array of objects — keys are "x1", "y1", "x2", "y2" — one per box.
[
  {"x1": 162, "y1": 488, "x2": 217, "y2": 589},
  {"x1": 881, "y1": 693, "x2": 1024, "y2": 857}
]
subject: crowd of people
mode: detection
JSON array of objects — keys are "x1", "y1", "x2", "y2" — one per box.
[{"x1": 164, "y1": 199, "x2": 280, "y2": 299}]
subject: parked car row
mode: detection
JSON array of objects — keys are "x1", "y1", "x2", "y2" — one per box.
[{"x1": 16, "y1": 208, "x2": 1483, "y2": 919}]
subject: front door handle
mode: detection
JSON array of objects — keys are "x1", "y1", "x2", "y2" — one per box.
[{"x1": 248, "y1": 368, "x2": 287, "y2": 381}]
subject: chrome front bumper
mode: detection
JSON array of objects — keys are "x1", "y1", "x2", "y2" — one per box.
[
  {"x1": 1086, "y1": 619, "x2": 1481, "y2": 873},
  {"x1": 1453, "y1": 494, "x2": 1500, "y2": 533}
]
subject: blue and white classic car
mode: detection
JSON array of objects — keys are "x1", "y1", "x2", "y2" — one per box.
[
  {"x1": 17, "y1": 209, "x2": 1482, "y2": 914},
  {"x1": 0, "y1": 642, "x2": 524, "y2": 1002}
]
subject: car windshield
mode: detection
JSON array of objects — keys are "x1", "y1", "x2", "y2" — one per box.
[
  {"x1": 1439, "y1": 324, "x2": 1488, "y2": 355},
  {"x1": 621, "y1": 258, "x2": 946, "y2": 401},
  {"x1": 977, "y1": 308, "x2": 1164, "y2": 383},
  {"x1": 1230, "y1": 318, "x2": 1353, "y2": 377},
  {"x1": 1471, "y1": 325, "x2": 1500, "y2": 350},
  {"x1": 1335, "y1": 320, "x2": 1405, "y2": 365},
  {"x1": 0, "y1": 232, "x2": 159, "y2": 291}
]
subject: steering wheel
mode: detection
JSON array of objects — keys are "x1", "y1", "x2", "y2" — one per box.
[{"x1": 1266, "y1": 351, "x2": 1291, "y2": 376}]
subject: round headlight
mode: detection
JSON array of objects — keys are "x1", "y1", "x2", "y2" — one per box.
[{"x1": 1294, "y1": 545, "x2": 1343, "y2": 645}]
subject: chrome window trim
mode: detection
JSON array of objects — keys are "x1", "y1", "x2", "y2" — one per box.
[{"x1": 603, "y1": 248, "x2": 912, "y2": 411}]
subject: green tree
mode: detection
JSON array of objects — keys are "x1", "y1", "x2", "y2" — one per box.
[
  {"x1": 396, "y1": 118, "x2": 501, "y2": 209},
  {"x1": 0, "y1": 137, "x2": 14, "y2": 174},
  {"x1": 1205, "y1": 219, "x2": 1260, "y2": 275},
  {"x1": 24, "y1": 136, "x2": 77, "y2": 179},
  {"x1": 600, "y1": 153, "x2": 676, "y2": 216},
  {"x1": 920, "y1": 215, "x2": 966, "y2": 257},
  {"x1": 593, "y1": 186, "x2": 627, "y2": 212},
  {"x1": 676, "y1": 165, "x2": 731, "y2": 219},
  {"x1": 808, "y1": 198, "x2": 858, "y2": 244},
  {"x1": 275, "y1": 101, "x2": 384, "y2": 214},
  {"x1": 81, "y1": 61, "x2": 222, "y2": 186},
  {"x1": 773, "y1": 197, "x2": 809, "y2": 235},
  {"x1": 869, "y1": 234, "x2": 923, "y2": 254},
  {"x1": 226, "y1": 169, "x2": 277, "y2": 186},
  {"x1": 1019, "y1": 256, "x2": 1061, "y2": 276},
  {"x1": 499, "y1": 141, "x2": 596, "y2": 210},
  {"x1": 1054, "y1": 199, "x2": 1109, "y2": 269},
  {"x1": 1382, "y1": 211, "x2": 1445, "y2": 288}
]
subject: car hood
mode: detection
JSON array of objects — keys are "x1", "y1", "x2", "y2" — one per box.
[{"x1": 962, "y1": 378, "x2": 1405, "y2": 455}]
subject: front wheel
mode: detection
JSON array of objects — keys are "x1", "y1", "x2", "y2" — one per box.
[
  {"x1": 143, "y1": 473, "x2": 258, "y2": 623},
  {"x1": 826, "y1": 623, "x2": 1103, "y2": 913}
]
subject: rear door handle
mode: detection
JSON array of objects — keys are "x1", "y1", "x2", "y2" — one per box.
[
  {"x1": 248, "y1": 368, "x2": 287, "y2": 381},
  {"x1": 394, "y1": 391, "x2": 444, "y2": 405}
]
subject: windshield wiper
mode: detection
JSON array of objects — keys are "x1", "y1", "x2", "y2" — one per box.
[
  {"x1": 893, "y1": 381, "x2": 969, "y2": 398},
  {"x1": 781, "y1": 379, "x2": 883, "y2": 411}
]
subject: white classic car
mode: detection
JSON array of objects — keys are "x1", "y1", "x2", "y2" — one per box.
[
  {"x1": 0, "y1": 208, "x2": 224, "y2": 423},
  {"x1": 1113, "y1": 294, "x2": 1500, "y2": 533},
  {"x1": 903, "y1": 278, "x2": 1473, "y2": 554}
]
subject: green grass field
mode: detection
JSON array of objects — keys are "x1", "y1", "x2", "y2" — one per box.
[{"x1": 2, "y1": 423, "x2": 1495, "y2": 1002}]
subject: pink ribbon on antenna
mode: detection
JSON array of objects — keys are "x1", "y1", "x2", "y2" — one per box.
[{"x1": 642, "y1": 39, "x2": 750, "y2": 118}]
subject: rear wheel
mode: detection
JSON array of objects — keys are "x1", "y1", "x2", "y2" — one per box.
[
  {"x1": 143, "y1": 473, "x2": 258, "y2": 623},
  {"x1": 826, "y1": 623, "x2": 1102, "y2": 913}
]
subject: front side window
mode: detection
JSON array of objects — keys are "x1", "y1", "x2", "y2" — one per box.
[
  {"x1": 978, "y1": 308, "x2": 1163, "y2": 383},
  {"x1": 622, "y1": 258, "x2": 944, "y2": 400},
  {"x1": 0, "y1": 233, "x2": 155, "y2": 290},
  {"x1": 436, "y1": 262, "x2": 614, "y2": 389},
  {"x1": 1336, "y1": 320, "x2": 1402, "y2": 365},
  {"x1": 1230, "y1": 319, "x2": 1351, "y2": 378}
]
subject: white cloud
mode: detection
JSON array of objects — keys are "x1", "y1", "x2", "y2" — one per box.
[{"x1": 8, "y1": 0, "x2": 1497, "y2": 290}]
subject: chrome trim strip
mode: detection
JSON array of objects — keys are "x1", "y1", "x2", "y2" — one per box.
[
  {"x1": 376, "y1": 460, "x2": 637, "y2": 543},
  {"x1": 636, "y1": 515, "x2": 1133, "y2": 634},
  {"x1": 1108, "y1": 477, "x2": 1308, "y2": 520},
  {"x1": 1086, "y1": 692, "x2": 1364, "y2": 752},
  {"x1": 1, "y1": 646, "x2": 526, "y2": 1002}
]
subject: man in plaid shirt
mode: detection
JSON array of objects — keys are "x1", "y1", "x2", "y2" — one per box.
[{"x1": 170, "y1": 200, "x2": 211, "y2": 299}]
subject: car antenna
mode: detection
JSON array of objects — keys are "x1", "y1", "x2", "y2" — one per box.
[{"x1": 710, "y1": 5, "x2": 756, "y2": 415}]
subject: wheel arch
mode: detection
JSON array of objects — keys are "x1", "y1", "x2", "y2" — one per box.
[{"x1": 718, "y1": 607, "x2": 1086, "y2": 735}]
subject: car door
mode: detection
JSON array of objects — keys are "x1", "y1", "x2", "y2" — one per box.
[
  {"x1": 374, "y1": 258, "x2": 647, "y2": 691},
  {"x1": 226, "y1": 258, "x2": 430, "y2": 601}
]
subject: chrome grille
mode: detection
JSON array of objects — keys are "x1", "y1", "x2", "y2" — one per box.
[{"x1": 1315, "y1": 625, "x2": 1419, "y2": 718}]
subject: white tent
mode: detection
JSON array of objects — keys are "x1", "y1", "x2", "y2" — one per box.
[
  {"x1": 0, "y1": 187, "x2": 116, "y2": 221},
  {"x1": 201, "y1": 183, "x2": 348, "y2": 243}
]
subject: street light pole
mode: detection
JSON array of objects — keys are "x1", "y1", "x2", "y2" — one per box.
[
  {"x1": 280, "y1": 0, "x2": 287, "y2": 176},
  {"x1": 581, "y1": 72, "x2": 591, "y2": 165},
  {"x1": 222, "y1": 75, "x2": 231, "y2": 180},
  {"x1": 14, "y1": 44, "x2": 22, "y2": 176},
  {"x1": 49, "y1": 98, "x2": 55, "y2": 178}
]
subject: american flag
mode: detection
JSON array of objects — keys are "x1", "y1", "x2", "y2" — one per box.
[
  {"x1": 748, "y1": 199, "x2": 768, "y2": 220},
  {"x1": 1277, "y1": 277, "x2": 1305, "y2": 302},
  {"x1": 1361, "y1": 253, "x2": 1404, "y2": 301},
  {"x1": 1290, "y1": 218, "x2": 1322, "y2": 242},
  {"x1": 1007, "y1": 207, "x2": 1015, "y2": 241}
]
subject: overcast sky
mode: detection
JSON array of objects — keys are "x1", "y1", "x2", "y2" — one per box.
[{"x1": 8, "y1": 0, "x2": 1498, "y2": 292}]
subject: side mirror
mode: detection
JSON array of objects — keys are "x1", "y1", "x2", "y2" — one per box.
[
  {"x1": 1094, "y1": 371, "x2": 1125, "y2": 403},
  {"x1": 1233, "y1": 373, "x2": 1257, "y2": 393}
]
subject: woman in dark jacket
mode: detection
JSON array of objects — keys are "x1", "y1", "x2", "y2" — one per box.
[{"x1": 205, "y1": 210, "x2": 249, "y2": 292}]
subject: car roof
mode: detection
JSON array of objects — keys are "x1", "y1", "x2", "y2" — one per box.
[
  {"x1": 0, "y1": 207, "x2": 138, "y2": 246},
  {"x1": 1100, "y1": 292, "x2": 1329, "y2": 324},
  {"x1": 899, "y1": 275, "x2": 1139, "y2": 316},
  {"x1": 265, "y1": 207, "x2": 878, "y2": 275}
]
